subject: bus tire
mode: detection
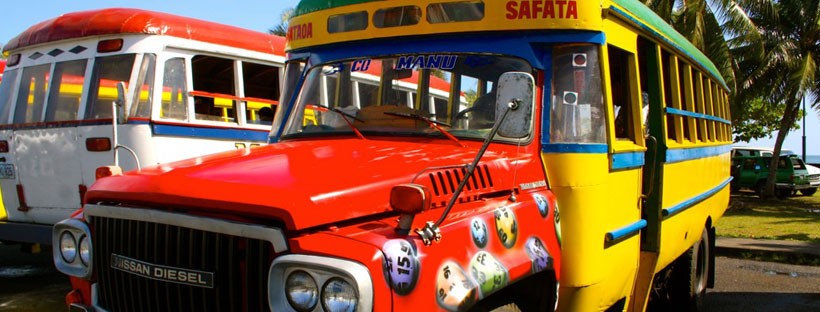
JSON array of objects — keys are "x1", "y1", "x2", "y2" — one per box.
[
  {"x1": 470, "y1": 270, "x2": 557, "y2": 312},
  {"x1": 669, "y1": 227, "x2": 710, "y2": 312},
  {"x1": 801, "y1": 188, "x2": 816, "y2": 196}
]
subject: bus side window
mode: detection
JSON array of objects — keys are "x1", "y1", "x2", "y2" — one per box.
[
  {"x1": 0, "y1": 69, "x2": 19, "y2": 124},
  {"x1": 85, "y1": 54, "x2": 136, "y2": 120},
  {"x1": 45, "y1": 60, "x2": 87, "y2": 122},
  {"x1": 129, "y1": 54, "x2": 156, "y2": 118},
  {"x1": 550, "y1": 44, "x2": 605, "y2": 143},
  {"x1": 608, "y1": 45, "x2": 636, "y2": 142},
  {"x1": 161, "y1": 58, "x2": 188, "y2": 120},
  {"x1": 14, "y1": 64, "x2": 51, "y2": 123},
  {"x1": 242, "y1": 62, "x2": 280, "y2": 125},
  {"x1": 192, "y1": 55, "x2": 236, "y2": 123}
]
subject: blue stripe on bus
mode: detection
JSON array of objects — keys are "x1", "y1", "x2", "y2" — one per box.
[
  {"x1": 666, "y1": 144, "x2": 731, "y2": 163},
  {"x1": 152, "y1": 124, "x2": 269, "y2": 142},
  {"x1": 296, "y1": 31, "x2": 606, "y2": 72},
  {"x1": 542, "y1": 143, "x2": 607, "y2": 154},
  {"x1": 665, "y1": 107, "x2": 730, "y2": 125},
  {"x1": 612, "y1": 151, "x2": 645, "y2": 170},
  {"x1": 662, "y1": 177, "x2": 733, "y2": 218},
  {"x1": 605, "y1": 219, "x2": 647, "y2": 242}
]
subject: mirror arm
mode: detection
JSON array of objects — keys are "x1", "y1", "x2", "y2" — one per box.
[{"x1": 416, "y1": 99, "x2": 520, "y2": 246}]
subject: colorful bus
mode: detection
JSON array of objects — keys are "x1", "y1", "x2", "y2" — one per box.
[
  {"x1": 0, "y1": 8, "x2": 286, "y2": 245},
  {"x1": 53, "y1": 1, "x2": 731, "y2": 311}
]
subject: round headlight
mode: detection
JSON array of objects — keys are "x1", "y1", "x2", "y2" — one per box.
[
  {"x1": 79, "y1": 235, "x2": 91, "y2": 266},
  {"x1": 59, "y1": 232, "x2": 77, "y2": 263},
  {"x1": 322, "y1": 278, "x2": 358, "y2": 312},
  {"x1": 285, "y1": 270, "x2": 318, "y2": 312}
]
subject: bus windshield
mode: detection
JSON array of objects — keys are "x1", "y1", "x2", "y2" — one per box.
[{"x1": 280, "y1": 54, "x2": 532, "y2": 141}]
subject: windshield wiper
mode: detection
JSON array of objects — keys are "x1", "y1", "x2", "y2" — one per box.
[
  {"x1": 309, "y1": 104, "x2": 366, "y2": 140},
  {"x1": 383, "y1": 111, "x2": 464, "y2": 147}
]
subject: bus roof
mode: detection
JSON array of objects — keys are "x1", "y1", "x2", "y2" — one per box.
[
  {"x1": 3, "y1": 8, "x2": 285, "y2": 56},
  {"x1": 288, "y1": 0, "x2": 726, "y2": 89}
]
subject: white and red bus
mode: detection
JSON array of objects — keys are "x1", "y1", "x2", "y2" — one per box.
[{"x1": 0, "y1": 8, "x2": 286, "y2": 245}]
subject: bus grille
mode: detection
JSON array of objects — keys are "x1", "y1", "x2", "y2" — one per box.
[{"x1": 92, "y1": 216, "x2": 273, "y2": 312}]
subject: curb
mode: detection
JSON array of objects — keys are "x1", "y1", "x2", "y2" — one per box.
[{"x1": 715, "y1": 237, "x2": 820, "y2": 266}]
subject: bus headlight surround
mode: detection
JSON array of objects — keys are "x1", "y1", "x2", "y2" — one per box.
[
  {"x1": 322, "y1": 277, "x2": 358, "y2": 312},
  {"x1": 52, "y1": 218, "x2": 93, "y2": 279},
  {"x1": 285, "y1": 270, "x2": 318, "y2": 311},
  {"x1": 59, "y1": 231, "x2": 78, "y2": 263}
]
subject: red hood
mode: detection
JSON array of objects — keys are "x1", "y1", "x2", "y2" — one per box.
[{"x1": 86, "y1": 138, "x2": 532, "y2": 231}]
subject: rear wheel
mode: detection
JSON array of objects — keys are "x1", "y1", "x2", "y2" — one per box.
[
  {"x1": 775, "y1": 188, "x2": 791, "y2": 199},
  {"x1": 801, "y1": 188, "x2": 817, "y2": 196},
  {"x1": 667, "y1": 228, "x2": 710, "y2": 312}
]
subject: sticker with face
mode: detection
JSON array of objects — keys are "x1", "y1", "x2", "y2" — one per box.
[
  {"x1": 382, "y1": 239, "x2": 420, "y2": 295},
  {"x1": 524, "y1": 237, "x2": 553, "y2": 273},
  {"x1": 470, "y1": 218, "x2": 489, "y2": 248},
  {"x1": 494, "y1": 206, "x2": 518, "y2": 249},
  {"x1": 436, "y1": 261, "x2": 478, "y2": 311},
  {"x1": 533, "y1": 194, "x2": 549, "y2": 218},
  {"x1": 469, "y1": 251, "x2": 509, "y2": 297}
]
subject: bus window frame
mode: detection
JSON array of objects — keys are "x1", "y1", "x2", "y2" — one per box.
[{"x1": 603, "y1": 26, "x2": 646, "y2": 154}]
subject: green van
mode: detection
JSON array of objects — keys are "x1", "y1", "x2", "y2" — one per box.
[{"x1": 731, "y1": 155, "x2": 814, "y2": 198}]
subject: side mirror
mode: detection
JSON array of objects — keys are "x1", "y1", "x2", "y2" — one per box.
[
  {"x1": 495, "y1": 72, "x2": 534, "y2": 138},
  {"x1": 115, "y1": 81, "x2": 129, "y2": 123}
]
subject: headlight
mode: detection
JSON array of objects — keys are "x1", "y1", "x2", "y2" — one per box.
[
  {"x1": 59, "y1": 232, "x2": 77, "y2": 263},
  {"x1": 322, "y1": 278, "x2": 358, "y2": 312},
  {"x1": 52, "y1": 218, "x2": 93, "y2": 278},
  {"x1": 285, "y1": 270, "x2": 318, "y2": 311},
  {"x1": 79, "y1": 235, "x2": 91, "y2": 265},
  {"x1": 269, "y1": 255, "x2": 373, "y2": 312}
]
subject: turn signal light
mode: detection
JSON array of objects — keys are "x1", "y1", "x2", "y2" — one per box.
[
  {"x1": 0, "y1": 140, "x2": 8, "y2": 153},
  {"x1": 85, "y1": 138, "x2": 111, "y2": 152},
  {"x1": 97, "y1": 39, "x2": 123, "y2": 53},
  {"x1": 95, "y1": 166, "x2": 122, "y2": 179},
  {"x1": 390, "y1": 184, "x2": 431, "y2": 214},
  {"x1": 7, "y1": 54, "x2": 21, "y2": 66}
]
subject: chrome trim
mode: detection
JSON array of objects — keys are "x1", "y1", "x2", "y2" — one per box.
[
  {"x1": 269, "y1": 255, "x2": 373, "y2": 312},
  {"x1": 53, "y1": 218, "x2": 93, "y2": 279},
  {"x1": 84, "y1": 204, "x2": 288, "y2": 252}
]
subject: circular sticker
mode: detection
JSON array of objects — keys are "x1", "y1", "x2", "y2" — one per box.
[
  {"x1": 524, "y1": 237, "x2": 552, "y2": 273},
  {"x1": 436, "y1": 261, "x2": 477, "y2": 311},
  {"x1": 494, "y1": 206, "x2": 518, "y2": 249},
  {"x1": 469, "y1": 251, "x2": 509, "y2": 297},
  {"x1": 382, "y1": 239, "x2": 420, "y2": 295},
  {"x1": 470, "y1": 218, "x2": 489, "y2": 248},
  {"x1": 533, "y1": 194, "x2": 549, "y2": 218}
]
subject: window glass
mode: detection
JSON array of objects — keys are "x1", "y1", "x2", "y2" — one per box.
[
  {"x1": 0, "y1": 69, "x2": 19, "y2": 124},
  {"x1": 678, "y1": 60, "x2": 692, "y2": 142},
  {"x1": 129, "y1": 54, "x2": 156, "y2": 118},
  {"x1": 281, "y1": 55, "x2": 531, "y2": 142},
  {"x1": 427, "y1": 1, "x2": 484, "y2": 23},
  {"x1": 550, "y1": 45, "x2": 604, "y2": 143},
  {"x1": 242, "y1": 62, "x2": 280, "y2": 125},
  {"x1": 160, "y1": 58, "x2": 188, "y2": 120},
  {"x1": 14, "y1": 64, "x2": 51, "y2": 123},
  {"x1": 86, "y1": 54, "x2": 136, "y2": 119},
  {"x1": 328, "y1": 11, "x2": 368, "y2": 33},
  {"x1": 45, "y1": 60, "x2": 87, "y2": 122},
  {"x1": 661, "y1": 50, "x2": 677, "y2": 142},
  {"x1": 373, "y1": 6, "x2": 421, "y2": 28},
  {"x1": 191, "y1": 55, "x2": 236, "y2": 123}
]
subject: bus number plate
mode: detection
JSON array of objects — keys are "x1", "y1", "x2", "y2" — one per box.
[{"x1": 0, "y1": 164, "x2": 15, "y2": 179}]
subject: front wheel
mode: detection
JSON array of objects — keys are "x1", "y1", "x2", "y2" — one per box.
[{"x1": 801, "y1": 188, "x2": 817, "y2": 196}]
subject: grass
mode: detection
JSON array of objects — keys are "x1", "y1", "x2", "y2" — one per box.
[{"x1": 717, "y1": 190, "x2": 820, "y2": 244}]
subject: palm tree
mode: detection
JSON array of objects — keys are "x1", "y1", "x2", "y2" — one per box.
[
  {"x1": 733, "y1": 0, "x2": 820, "y2": 197},
  {"x1": 269, "y1": 7, "x2": 295, "y2": 37}
]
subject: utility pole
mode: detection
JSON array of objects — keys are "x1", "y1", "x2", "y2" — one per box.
[{"x1": 803, "y1": 96, "x2": 807, "y2": 163}]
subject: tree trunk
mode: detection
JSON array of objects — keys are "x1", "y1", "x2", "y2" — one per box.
[{"x1": 763, "y1": 101, "x2": 801, "y2": 197}]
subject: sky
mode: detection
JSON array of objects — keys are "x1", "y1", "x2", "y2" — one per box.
[{"x1": 1, "y1": 1, "x2": 818, "y2": 156}]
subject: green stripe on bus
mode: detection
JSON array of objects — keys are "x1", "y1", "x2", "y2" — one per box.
[{"x1": 294, "y1": 0, "x2": 382, "y2": 17}]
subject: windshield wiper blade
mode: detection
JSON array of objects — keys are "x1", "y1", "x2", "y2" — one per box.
[
  {"x1": 384, "y1": 111, "x2": 464, "y2": 147},
  {"x1": 309, "y1": 104, "x2": 366, "y2": 140}
]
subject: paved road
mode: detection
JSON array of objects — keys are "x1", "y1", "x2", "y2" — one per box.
[{"x1": 1, "y1": 244, "x2": 818, "y2": 311}]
